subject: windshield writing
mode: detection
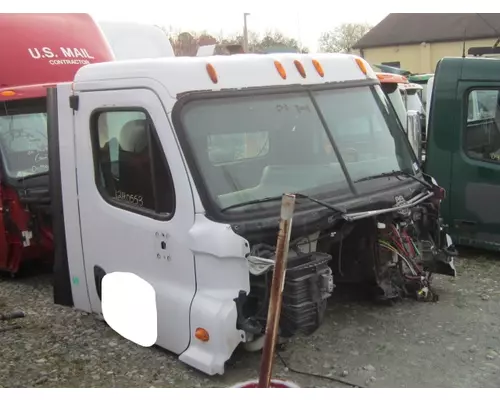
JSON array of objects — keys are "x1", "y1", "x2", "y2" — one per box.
[{"x1": 179, "y1": 85, "x2": 415, "y2": 212}]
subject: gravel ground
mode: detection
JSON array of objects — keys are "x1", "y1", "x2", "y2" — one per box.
[{"x1": 1, "y1": 248, "x2": 500, "y2": 388}]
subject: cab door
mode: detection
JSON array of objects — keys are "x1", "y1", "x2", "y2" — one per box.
[
  {"x1": 450, "y1": 82, "x2": 500, "y2": 249},
  {"x1": 72, "y1": 87, "x2": 196, "y2": 354}
]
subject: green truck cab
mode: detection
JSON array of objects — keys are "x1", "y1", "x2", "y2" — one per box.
[{"x1": 424, "y1": 56, "x2": 500, "y2": 251}]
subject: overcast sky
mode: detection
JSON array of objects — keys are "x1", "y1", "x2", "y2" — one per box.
[{"x1": 3, "y1": 2, "x2": 488, "y2": 51}]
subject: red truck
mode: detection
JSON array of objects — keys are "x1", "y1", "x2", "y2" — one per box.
[{"x1": 0, "y1": 13, "x2": 114, "y2": 274}]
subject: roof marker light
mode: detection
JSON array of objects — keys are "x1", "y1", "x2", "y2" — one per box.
[
  {"x1": 274, "y1": 61, "x2": 287, "y2": 80},
  {"x1": 206, "y1": 63, "x2": 218, "y2": 84},
  {"x1": 355, "y1": 58, "x2": 368, "y2": 76},
  {"x1": 1, "y1": 90, "x2": 16, "y2": 97},
  {"x1": 311, "y1": 59, "x2": 324, "y2": 77},
  {"x1": 293, "y1": 60, "x2": 306, "y2": 78},
  {"x1": 376, "y1": 72, "x2": 408, "y2": 84}
]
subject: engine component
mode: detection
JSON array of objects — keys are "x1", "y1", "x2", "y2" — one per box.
[
  {"x1": 377, "y1": 220, "x2": 439, "y2": 302},
  {"x1": 250, "y1": 251, "x2": 333, "y2": 338},
  {"x1": 280, "y1": 252, "x2": 334, "y2": 337}
]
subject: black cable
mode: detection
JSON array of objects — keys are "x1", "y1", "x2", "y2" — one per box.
[{"x1": 276, "y1": 351, "x2": 366, "y2": 388}]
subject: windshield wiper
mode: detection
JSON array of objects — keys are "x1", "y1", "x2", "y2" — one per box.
[
  {"x1": 17, "y1": 171, "x2": 48, "y2": 183},
  {"x1": 219, "y1": 192, "x2": 346, "y2": 215},
  {"x1": 294, "y1": 193, "x2": 346, "y2": 214},
  {"x1": 354, "y1": 169, "x2": 432, "y2": 189},
  {"x1": 220, "y1": 195, "x2": 284, "y2": 212}
]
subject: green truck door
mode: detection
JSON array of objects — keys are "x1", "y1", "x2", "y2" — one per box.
[{"x1": 450, "y1": 81, "x2": 500, "y2": 250}]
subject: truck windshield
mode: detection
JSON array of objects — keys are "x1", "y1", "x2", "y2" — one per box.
[
  {"x1": 179, "y1": 84, "x2": 416, "y2": 213},
  {"x1": 0, "y1": 98, "x2": 48, "y2": 179}
]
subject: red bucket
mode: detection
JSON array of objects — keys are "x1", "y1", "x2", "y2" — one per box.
[{"x1": 232, "y1": 379, "x2": 299, "y2": 388}]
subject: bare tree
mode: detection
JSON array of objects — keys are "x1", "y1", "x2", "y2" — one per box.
[
  {"x1": 318, "y1": 23, "x2": 372, "y2": 53},
  {"x1": 164, "y1": 29, "x2": 308, "y2": 56},
  {"x1": 257, "y1": 30, "x2": 309, "y2": 53},
  {"x1": 218, "y1": 30, "x2": 308, "y2": 54}
]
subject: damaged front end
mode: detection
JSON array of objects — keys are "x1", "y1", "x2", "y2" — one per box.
[
  {"x1": 331, "y1": 178, "x2": 456, "y2": 303},
  {"x1": 173, "y1": 77, "x2": 458, "y2": 362},
  {"x1": 233, "y1": 178, "x2": 456, "y2": 350},
  {"x1": 340, "y1": 211, "x2": 454, "y2": 304}
]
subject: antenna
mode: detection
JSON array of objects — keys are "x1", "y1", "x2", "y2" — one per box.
[{"x1": 462, "y1": 28, "x2": 467, "y2": 58}]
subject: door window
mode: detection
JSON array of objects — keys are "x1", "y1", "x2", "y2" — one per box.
[
  {"x1": 464, "y1": 89, "x2": 500, "y2": 163},
  {"x1": 91, "y1": 109, "x2": 175, "y2": 218}
]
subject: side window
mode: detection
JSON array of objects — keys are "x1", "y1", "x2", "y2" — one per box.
[
  {"x1": 92, "y1": 109, "x2": 175, "y2": 217},
  {"x1": 207, "y1": 131, "x2": 269, "y2": 164},
  {"x1": 464, "y1": 89, "x2": 500, "y2": 163}
]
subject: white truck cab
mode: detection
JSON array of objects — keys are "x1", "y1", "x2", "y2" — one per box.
[
  {"x1": 47, "y1": 53, "x2": 455, "y2": 376},
  {"x1": 399, "y1": 82, "x2": 425, "y2": 114},
  {"x1": 400, "y1": 82, "x2": 426, "y2": 156}
]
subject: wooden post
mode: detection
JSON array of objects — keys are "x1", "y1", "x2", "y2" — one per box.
[{"x1": 258, "y1": 193, "x2": 296, "y2": 388}]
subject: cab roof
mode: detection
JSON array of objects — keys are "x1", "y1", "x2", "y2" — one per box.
[
  {"x1": 437, "y1": 56, "x2": 500, "y2": 81},
  {"x1": 72, "y1": 53, "x2": 378, "y2": 97},
  {"x1": 376, "y1": 72, "x2": 408, "y2": 84}
]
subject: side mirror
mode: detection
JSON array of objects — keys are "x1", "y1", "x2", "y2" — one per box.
[
  {"x1": 407, "y1": 110, "x2": 423, "y2": 162},
  {"x1": 101, "y1": 272, "x2": 157, "y2": 347}
]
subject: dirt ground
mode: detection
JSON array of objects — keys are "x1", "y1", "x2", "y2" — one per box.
[{"x1": 1, "y1": 247, "x2": 500, "y2": 388}]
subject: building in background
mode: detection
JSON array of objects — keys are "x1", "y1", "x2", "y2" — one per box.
[{"x1": 352, "y1": 13, "x2": 500, "y2": 73}]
